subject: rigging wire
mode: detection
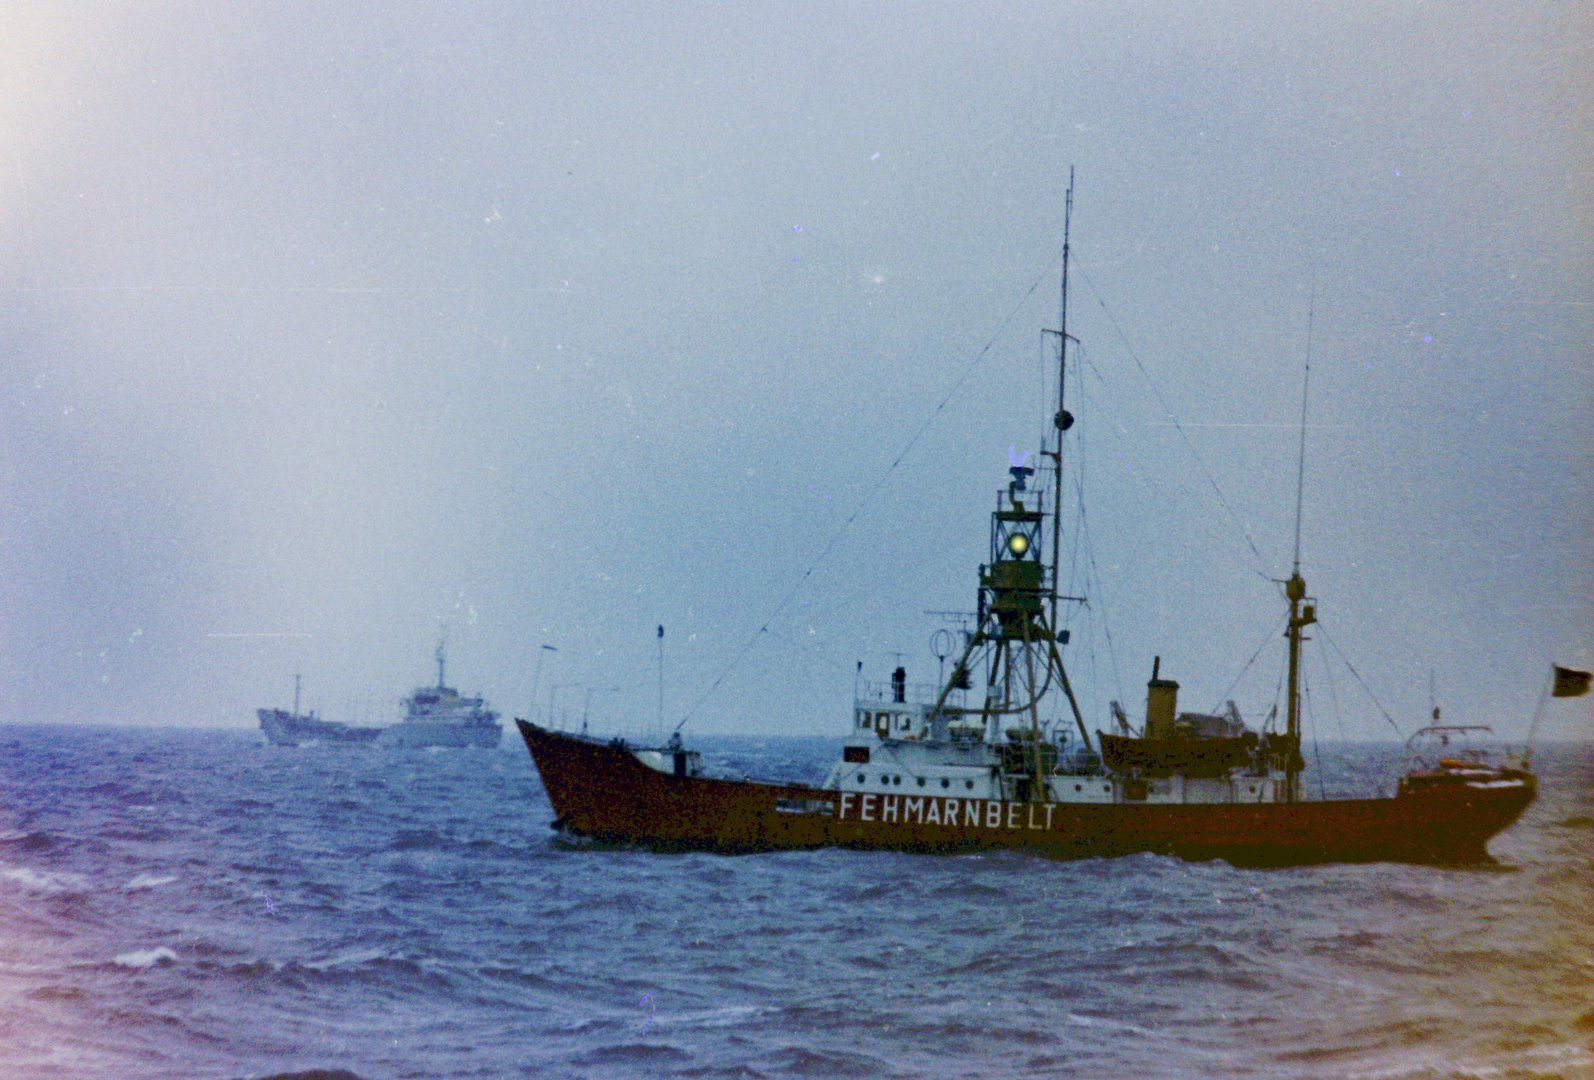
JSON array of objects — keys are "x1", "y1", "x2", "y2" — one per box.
[
  {"x1": 1076, "y1": 356, "x2": 1132, "y2": 707},
  {"x1": 1317, "y1": 619, "x2": 1405, "y2": 738},
  {"x1": 1209, "y1": 615, "x2": 1286, "y2": 714},
  {"x1": 1301, "y1": 665, "x2": 1327, "y2": 799},
  {"x1": 1267, "y1": 666, "x2": 1286, "y2": 732},
  {"x1": 1059, "y1": 347, "x2": 1126, "y2": 719},
  {"x1": 1314, "y1": 629, "x2": 1350, "y2": 745},
  {"x1": 675, "y1": 257, "x2": 1062, "y2": 730},
  {"x1": 1079, "y1": 508, "x2": 1124, "y2": 710},
  {"x1": 1073, "y1": 466, "x2": 1126, "y2": 710},
  {"x1": 761, "y1": 627, "x2": 857, "y2": 677},
  {"x1": 1073, "y1": 259, "x2": 1273, "y2": 578}
]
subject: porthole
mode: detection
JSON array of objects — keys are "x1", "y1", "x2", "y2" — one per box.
[
  {"x1": 917, "y1": 777, "x2": 926, "y2": 787},
  {"x1": 1103, "y1": 786, "x2": 1111, "y2": 793},
  {"x1": 941, "y1": 778, "x2": 950, "y2": 788},
  {"x1": 1074, "y1": 784, "x2": 1082, "y2": 792},
  {"x1": 1248, "y1": 786, "x2": 1256, "y2": 794},
  {"x1": 893, "y1": 775, "x2": 902, "y2": 786},
  {"x1": 881, "y1": 775, "x2": 890, "y2": 785},
  {"x1": 965, "y1": 780, "x2": 974, "y2": 790},
  {"x1": 858, "y1": 774, "x2": 867, "y2": 784}
]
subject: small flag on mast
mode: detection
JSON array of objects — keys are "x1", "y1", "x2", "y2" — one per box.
[{"x1": 1552, "y1": 665, "x2": 1592, "y2": 698}]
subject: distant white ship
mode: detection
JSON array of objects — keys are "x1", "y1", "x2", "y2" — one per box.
[{"x1": 383, "y1": 638, "x2": 501, "y2": 749}]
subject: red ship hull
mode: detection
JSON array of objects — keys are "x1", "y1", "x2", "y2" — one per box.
[{"x1": 518, "y1": 722, "x2": 1535, "y2": 866}]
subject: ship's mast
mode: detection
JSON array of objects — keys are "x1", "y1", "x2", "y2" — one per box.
[
  {"x1": 436, "y1": 634, "x2": 447, "y2": 690},
  {"x1": 926, "y1": 169, "x2": 1091, "y2": 803},
  {"x1": 1035, "y1": 167, "x2": 1076, "y2": 803},
  {"x1": 1049, "y1": 167, "x2": 1074, "y2": 634},
  {"x1": 1283, "y1": 283, "x2": 1318, "y2": 802},
  {"x1": 294, "y1": 670, "x2": 302, "y2": 717}
]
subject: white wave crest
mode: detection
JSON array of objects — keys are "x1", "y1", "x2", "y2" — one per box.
[
  {"x1": 0, "y1": 865, "x2": 89, "y2": 894},
  {"x1": 124, "y1": 873, "x2": 178, "y2": 891},
  {"x1": 112, "y1": 947, "x2": 178, "y2": 969}
]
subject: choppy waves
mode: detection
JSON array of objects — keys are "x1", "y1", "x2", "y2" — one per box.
[{"x1": 0, "y1": 727, "x2": 1589, "y2": 1079}]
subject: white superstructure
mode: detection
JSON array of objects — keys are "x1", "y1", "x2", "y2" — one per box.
[{"x1": 383, "y1": 639, "x2": 501, "y2": 749}]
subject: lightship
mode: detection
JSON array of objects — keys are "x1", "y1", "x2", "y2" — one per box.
[{"x1": 517, "y1": 175, "x2": 1535, "y2": 866}]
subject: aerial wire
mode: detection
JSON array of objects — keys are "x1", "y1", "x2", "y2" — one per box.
[
  {"x1": 675, "y1": 255, "x2": 1063, "y2": 730},
  {"x1": 1073, "y1": 259, "x2": 1273, "y2": 578},
  {"x1": 1317, "y1": 620, "x2": 1405, "y2": 738}
]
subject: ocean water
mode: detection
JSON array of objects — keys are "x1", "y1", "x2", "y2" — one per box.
[{"x1": 0, "y1": 726, "x2": 1590, "y2": 1080}]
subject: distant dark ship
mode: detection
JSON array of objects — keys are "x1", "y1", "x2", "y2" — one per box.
[
  {"x1": 258, "y1": 673, "x2": 383, "y2": 747},
  {"x1": 517, "y1": 174, "x2": 1535, "y2": 866},
  {"x1": 383, "y1": 639, "x2": 501, "y2": 749}
]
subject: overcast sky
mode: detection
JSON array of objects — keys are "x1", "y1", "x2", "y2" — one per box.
[{"x1": 1, "y1": 3, "x2": 1588, "y2": 742}]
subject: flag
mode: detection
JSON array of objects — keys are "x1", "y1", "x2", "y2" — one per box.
[{"x1": 1552, "y1": 665, "x2": 1592, "y2": 698}]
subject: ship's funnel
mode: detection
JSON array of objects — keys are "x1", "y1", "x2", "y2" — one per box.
[{"x1": 1146, "y1": 656, "x2": 1180, "y2": 740}]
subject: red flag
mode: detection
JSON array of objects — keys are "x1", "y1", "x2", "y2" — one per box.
[{"x1": 1552, "y1": 666, "x2": 1592, "y2": 698}]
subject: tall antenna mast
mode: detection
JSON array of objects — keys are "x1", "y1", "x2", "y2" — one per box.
[
  {"x1": 1283, "y1": 271, "x2": 1319, "y2": 802},
  {"x1": 1292, "y1": 277, "x2": 1317, "y2": 573},
  {"x1": 1049, "y1": 166, "x2": 1075, "y2": 632}
]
